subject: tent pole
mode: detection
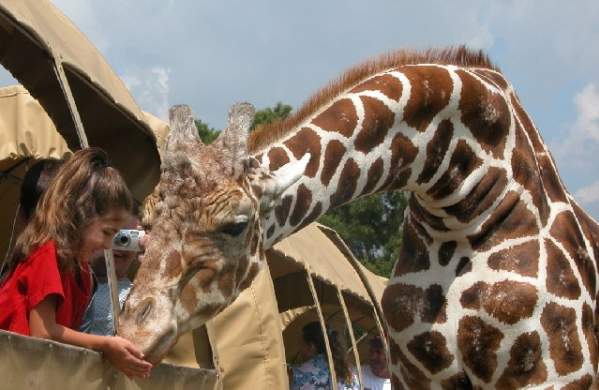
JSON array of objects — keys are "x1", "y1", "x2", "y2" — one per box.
[
  {"x1": 336, "y1": 288, "x2": 364, "y2": 390},
  {"x1": 53, "y1": 59, "x2": 88, "y2": 148},
  {"x1": 305, "y1": 272, "x2": 338, "y2": 389}
]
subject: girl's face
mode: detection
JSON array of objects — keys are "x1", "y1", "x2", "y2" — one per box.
[{"x1": 78, "y1": 208, "x2": 129, "y2": 263}]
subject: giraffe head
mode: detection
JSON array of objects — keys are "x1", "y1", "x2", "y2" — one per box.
[{"x1": 118, "y1": 103, "x2": 308, "y2": 363}]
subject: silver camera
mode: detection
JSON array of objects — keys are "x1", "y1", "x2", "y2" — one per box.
[{"x1": 112, "y1": 229, "x2": 145, "y2": 252}]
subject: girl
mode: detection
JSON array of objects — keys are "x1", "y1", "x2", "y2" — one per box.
[{"x1": 0, "y1": 148, "x2": 152, "y2": 378}]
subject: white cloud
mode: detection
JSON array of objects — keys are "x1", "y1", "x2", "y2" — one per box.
[
  {"x1": 575, "y1": 181, "x2": 599, "y2": 205},
  {"x1": 574, "y1": 84, "x2": 599, "y2": 142},
  {"x1": 122, "y1": 67, "x2": 171, "y2": 121}
]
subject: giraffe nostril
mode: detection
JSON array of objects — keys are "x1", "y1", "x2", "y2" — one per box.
[{"x1": 137, "y1": 298, "x2": 154, "y2": 325}]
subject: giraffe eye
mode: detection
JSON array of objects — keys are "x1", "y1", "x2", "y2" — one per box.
[{"x1": 220, "y1": 222, "x2": 248, "y2": 237}]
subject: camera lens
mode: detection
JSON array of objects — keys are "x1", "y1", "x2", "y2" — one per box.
[{"x1": 119, "y1": 235, "x2": 130, "y2": 245}]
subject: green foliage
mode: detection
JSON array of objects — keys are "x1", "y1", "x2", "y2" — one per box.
[
  {"x1": 251, "y1": 102, "x2": 292, "y2": 130},
  {"x1": 318, "y1": 191, "x2": 407, "y2": 278},
  {"x1": 195, "y1": 119, "x2": 219, "y2": 144}
]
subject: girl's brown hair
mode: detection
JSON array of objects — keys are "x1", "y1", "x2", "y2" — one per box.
[
  {"x1": 7, "y1": 148, "x2": 133, "y2": 273},
  {"x1": 302, "y1": 321, "x2": 353, "y2": 385}
]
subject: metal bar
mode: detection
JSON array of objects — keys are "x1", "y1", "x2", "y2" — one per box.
[
  {"x1": 53, "y1": 59, "x2": 88, "y2": 148},
  {"x1": 305, "y1": 272, "x2": 338, "y2": 389},
  {"x1": 336, "y1": 288, "x2": 364, "y2": 390},
  {"x1": 103, "y1": 249, "x2": 120, "y2": 335}
]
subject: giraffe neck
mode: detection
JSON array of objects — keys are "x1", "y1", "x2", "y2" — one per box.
[{"x1": 255, "y1": 63, "x2": 536, "y2": 249}]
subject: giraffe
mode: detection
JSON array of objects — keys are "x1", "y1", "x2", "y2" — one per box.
[
  {"x1": 120, "y1": 47, "x2": 599, "y2": 388},
  {"x1": 118, "y1": 103, "x2": 309, "y2": 363}
]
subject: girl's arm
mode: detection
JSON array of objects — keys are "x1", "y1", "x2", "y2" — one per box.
[{"x1": 29, "y1": 296, "x2": 152, "y2": 378}]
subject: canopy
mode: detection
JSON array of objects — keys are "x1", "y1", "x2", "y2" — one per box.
[{"x1": 0, "y1": 0, "x2": 161, "y2": 200}]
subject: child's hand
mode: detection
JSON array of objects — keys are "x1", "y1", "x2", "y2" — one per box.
[{"x1": 102, "y1": 336, "x2": 153, "y2": 378}]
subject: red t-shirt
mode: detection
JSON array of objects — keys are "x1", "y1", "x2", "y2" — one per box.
[{"x1": 0, "y1": 240, "x2": 92, "y2": 335}]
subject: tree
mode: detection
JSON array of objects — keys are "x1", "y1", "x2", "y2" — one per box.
[
  {"x1": 195, "y1": 119, "x2": 219, "y2": 144},
  {"x1": 251, "y1": 102, "x2": 292, "y2": 130}
]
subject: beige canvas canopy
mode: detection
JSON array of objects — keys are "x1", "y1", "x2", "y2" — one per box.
[{"x1": 0, "y1": 0, "x2": 161, "y2": 201}]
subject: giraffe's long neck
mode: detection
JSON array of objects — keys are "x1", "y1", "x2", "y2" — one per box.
[{"x1": 255, "y1": 64, "x2": 533, "y2": 249}]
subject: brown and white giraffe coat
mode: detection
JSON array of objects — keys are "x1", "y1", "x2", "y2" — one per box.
[
  {"x1": 247, "y1": 49, "x2": 599, "y2": 388},
  {"x1": 120, "y1": 48, "x2": 599, "y2": 389}
]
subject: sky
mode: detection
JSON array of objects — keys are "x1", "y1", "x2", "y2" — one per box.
[{"x1": 2, "y1": 1, "x2": 599, "y2": 218}]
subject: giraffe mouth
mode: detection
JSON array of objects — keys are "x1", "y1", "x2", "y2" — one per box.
[{"x1": 143, "y1": 327, "x2": 179, "y2": 364}]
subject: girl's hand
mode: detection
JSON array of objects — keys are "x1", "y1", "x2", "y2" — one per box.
[{"x1": 101, "y1": 336, "x2": 153, "y2": 378}]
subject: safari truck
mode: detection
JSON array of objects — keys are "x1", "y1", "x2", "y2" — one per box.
[{"x1": 0, "y1": 1, "x2": 389, "y2": 389}]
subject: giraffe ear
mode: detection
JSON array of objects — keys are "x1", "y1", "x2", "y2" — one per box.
[
  {"x1": 166, "y1": 104, "x2": 203, "y2": 153},
  {"x1": 213, "y1": 102, "x2": 255, "y2": 176},
  {"x1": 258, "y1": 154, "x2": 310, "y2": 211}
]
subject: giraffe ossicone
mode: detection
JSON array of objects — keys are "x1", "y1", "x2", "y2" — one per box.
[
  {"x1": 121, "y1": 47, "x2": 599, "y2": 388},
  {"x1": 118, "y1": 103, "x2": 307, "y2": 363}
]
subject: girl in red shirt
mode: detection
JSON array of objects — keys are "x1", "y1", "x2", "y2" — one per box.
[{"x1": 0, "y1": 148, "x2": 152, "y2": 379}]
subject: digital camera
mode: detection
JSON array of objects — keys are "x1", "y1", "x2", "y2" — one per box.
[{"x1": 112, "y1": 229, "x2": 145, "y2": 252}]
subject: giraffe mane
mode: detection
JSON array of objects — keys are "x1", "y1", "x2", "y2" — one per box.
[{"x1": 248, "y1": 45, "x2": 497, "y2": 152}]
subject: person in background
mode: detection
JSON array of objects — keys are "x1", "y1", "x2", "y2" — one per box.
[
  {"x1": 0, "y1": 148, "x2": 152, "y2": 378},
  {"x1": 80, "y1": 215, "x2": 140, "y2": 336},
  {"x1": 360, "y1": 336, "x2": 391, "y2": 390},
  {"x1": 291, "y1": 321, "x2": 358, "y2": 389}
]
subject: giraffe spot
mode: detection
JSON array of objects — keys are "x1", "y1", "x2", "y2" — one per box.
[
  {"x1": 458, "y1": 316, "x2": 503, "y2": 383},
  {"x1": 550, "y1": 211, "x2": 596, "y2": 296},
  {"x1": 180, "y1": 280, "x2": 199, "y2": 313},
  {"x1": 275, "y1": 195, "x2": 293, "y2": 227},
  {"x1": 581, "y1": 303, "x2": 598, "y2": 372},
  {"x1": 511, "y1": 121, "x2": 550, "y2": 226},
  {"x1": 441, "y1": 372, "x2": 473, "y2": 390},
  {"x1": 395, "y1": 339, "x2": 431, "y2": 390},
  {"x1": 571, "y1": 201, "x2": 599, "y2": 275},
  {"x1": 312, "y1": 98, "x2": 357, "y2": 138},
  {"x1": 540, "y1": 302, "x2": 583, "y2": 376},
  {"x1": 537, "y1": 153, "x2": 568, "y2": 203},
  {"x1": 427, "y1": 140, "x2": 483, "y2": 201},
  {"x1": 283, "y1": 127, "x2": 321, "y2": 177},
  {"x1": 163, "y1": 250, "x2": 182, "y2": 278},
  {"x1": 407, "y1": 331, "x2": 453, "y2": 374},
  {"x1": 560, "y1": 375, "x2": 594, "y2": 390},
  {"x1": 496, "y1": 331, "x2": 547, "y2": 390},
  {"x1": 443, "y1": 167, "x2": 508, "y2": 224},
  {"x1": 421, "y1": 284, "x2": 447, "y2": 324},
  {"x1": 350, "y1": 73, "x2": 404, "y2": 101},
  {"x1": 438, "y1": 241, "x2": 457, "y2": 266},
  {"x1": 361, "y1": 157, "x2": 384, "y2": 195},
  {"x1": 401, "y1": 65, "x2": 452, "y2": 132},
  {"x1": 468, "y1": 191, "x2": 539, "y2": 251},
  {"x1": 417, "y1": 119, "x2": 454, "y2": 184},
  {"x1": 381, "y1": 131, "x2": 418, "y2": 190},
  {"x1": 296, "y1": 202, "x2": 323, "y2": 232},
  {"x1": 289, "y1": 184, "x2": 312, "y2": 227},
  {"x1": 394, "y1": 222, "x2": 431, "y2": 276},
  {"x1": 382, "y1": 283, "x2": 422, "y2": 332},
  {"x1": 267, "y1": 147, "x2": 290, "y2": 171},
  {"x1": 460, "y1": 282, "x2": 488, "y2": 310},
  {"x1": 218, "y1": 268, "x2": 235, "y2": 297},
  {"x1": 455, "y1": 256, "x2": 472, "y2": 277},
  {"x1": 266, "y1": 225, "x2": 275, "y2": 240},
  {"x1": 458, "y1": 69, "x2": 511, "y2": 158},
  {"x1": 409, "y1": 196, "x2": 449, "y2": 233},
  {"x1": 545, "y1": 239, "x2": 581, "y2": 300},
  {"x1": 488, "y1": 240, "x2": 540, "y2": 278},
  {"x1": 329, "y1": 158, "x2": 360, "y2": 208},
  {"x1": 509, "y1": 93, "x2": 545, "y2": 154},
  {"x1": 355, "y1": 95, "x2": 396, "y2": 154},
  {"x1": 249, "y1": 232, "x2": 259, "y2": 255},
  {"x1": 320, "y1": 140, "x2": 346, "y2": 186},
  {"x1": 471, "y1": 69, "x2": 510, "y2": 91},
  {"x1": 486, "y1": 280, "x2": 538, "y2": 325},
  {"x1": 410, "y1": 216, "x2": 433, "y2": 244}
]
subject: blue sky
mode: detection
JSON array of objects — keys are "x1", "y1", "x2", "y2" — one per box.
[{"x1": 3, "y1": 1, "x2": 599, "y2": 218}]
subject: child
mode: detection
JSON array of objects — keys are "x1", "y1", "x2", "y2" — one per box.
[
  {"x1": 0, "y1": 148, "x2": 152, "y2": 379},
  {"x1": 80, "y1": 215, "x2": 140, "y2": 336}
]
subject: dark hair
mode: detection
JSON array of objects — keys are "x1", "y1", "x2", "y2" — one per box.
[
  {"x1": 19, "y1": 158, "x2": 63, "y2": 221},
  {"x1": 302, "y1": 321, "x2": 352, "y2": 385},
  {"x1": 8, "y1": 148, "x2": 133, "y2": 273}
]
